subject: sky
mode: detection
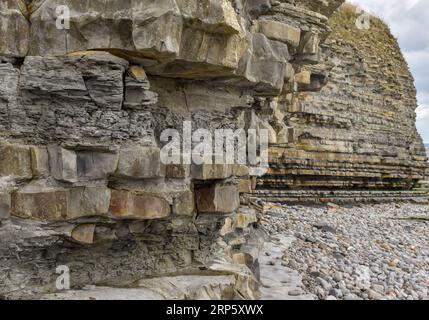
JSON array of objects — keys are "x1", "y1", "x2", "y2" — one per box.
[{"x1": 349, "y1": 0, "x2": 429, "y2": 144}]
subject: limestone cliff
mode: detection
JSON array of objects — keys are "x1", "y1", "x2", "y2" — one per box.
[
  {"x1": 0, "y1": 0, "x2": 426, "y2": 299},
  {"x1": 258, "y1": 4, "x2": 428, "y2": 192}
]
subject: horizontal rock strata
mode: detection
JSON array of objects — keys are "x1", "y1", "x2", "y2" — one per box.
[
  {"x1": 257, "y1": 5, "x2": 428, "y2": 191},
  {"x1": 0, "y1": 0, "x2": 427, "y2": 299}
]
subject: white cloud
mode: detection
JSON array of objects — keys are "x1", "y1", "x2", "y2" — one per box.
[{"x1": 416, "y1": 106, "x2": 429, "y2": 119}]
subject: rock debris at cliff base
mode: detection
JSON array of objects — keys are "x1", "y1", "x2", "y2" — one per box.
[{"x1": 262, "y1": 202, "x2": 429, "y2": 300}]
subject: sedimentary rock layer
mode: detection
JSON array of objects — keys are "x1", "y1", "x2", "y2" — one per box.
[
  {"x1": 0, "y1": 0, "x2": 426, "y2": 299},
  {"x1": 258, "y1": 5, "x2": 428, "y2": 190},
  {"x1": 0, "y1": 0, "x2": 346, "y2": 298}
]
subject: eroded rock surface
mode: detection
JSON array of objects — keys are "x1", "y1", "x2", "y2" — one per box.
[
  {"x1": 257, "y1": 5, "x2": 427, "y2": 192},
  {"x1": 0, "y1": 1, "x2": 427, "y2": 299}
]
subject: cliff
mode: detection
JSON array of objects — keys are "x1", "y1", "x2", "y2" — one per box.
[
  {"x1": 0, "y1": 0, "x2": 426, "y2": 298},
  {"x1": 257, "y1": 4, "x2": 428, "y2": 192}
]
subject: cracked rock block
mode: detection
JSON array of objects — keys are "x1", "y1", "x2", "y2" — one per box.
[
  {"x1": 69, "y1": 187, "x2": 111, "y2": 219},
  {"x1": 10, "y1": 187, "x2": 111, "y2": 221},
  {"x1": 298, "y1": 32, "x2": 321, "y2": 63},
  {"x1": 11, "y1": 189, "x2": 69, "y2": 221},
  {"x1": 0, "y1": 144, "x2": 33, "y2": 179},
  {"x1": 28, "y1": 0, "x2": 242, "y2": 65},
  {"x1": 48, "y1": 146, "x2": 78, "y2": 182},
  {"x1": 258, "y1": 20, "x2": 301, "y2": 47},
  {"x1": 176, "y1": 0, "x2": 242, "y2": 34},
  {"x1": 20, "y1": 53, "x2": 128, "y2": 110},
  {"x1": 116, "y1": 146, "x2": 164, "y2": 179},
  {"x1": 0, "y1": 63, "x2": 20, "y2": 133},
  {"x1": 49, "y1": 146, "x2": 119, "y2": 182},
  {"x1": 13, "y1": 52, "x2": 156, "y2": 145},
  {"x1": 28, "y1": 0, "x2": 182, "y2": 59},
  {"x1": 109, "y1": 190, "x2": 171, "y2": 220},
  {"x1": 237, "y1": 33, "x2": 290, "y2": 95},
  {"x1": 196, "y1": 183, "x2": 240, "y2": 213}
]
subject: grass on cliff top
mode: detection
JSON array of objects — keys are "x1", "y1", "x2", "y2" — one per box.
[{"x1": 328, "y1": 3, "x2": 411, "y2": 77}]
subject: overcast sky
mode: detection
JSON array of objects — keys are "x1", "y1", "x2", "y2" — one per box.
[{"x1": 349, "y1": 0, "x2": 429, "y2": 144}]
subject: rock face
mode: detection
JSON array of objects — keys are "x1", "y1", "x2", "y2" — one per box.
[
  {"x1": 258, "y1": 5, "x2": 428, "y2": 191},
  {"x1": 0, "y1": 1, "x2": 426, "y2": 298}
]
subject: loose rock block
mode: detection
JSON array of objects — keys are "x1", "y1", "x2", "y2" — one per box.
[{"x1": 109, "y1": 190, "x2": 171, "y2": 220}]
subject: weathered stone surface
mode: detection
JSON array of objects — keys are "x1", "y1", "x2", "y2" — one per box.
[
  {"x1": 233, "y1": 165, "x2": 250, "y2": 177},
  {"x1": 0, "y1": 63, "x2": 20, "y2": 133},
  {"x1": 2, "y1": 0, "x2": 428, "y2": 301},
  {"x1": 49, "y1": 147, "x2": 118, "y2": 182},
  {"x1": 258, "y1": 20, "x2": 301, "y2": 47},
  {"x1": 39, "y1": 275, "x2": 237, "y2": 300},
  {"x1": 238, "y1": 179, "x2": 252, "y2": 193},
  {"x1": 294, "y1": 71, "x2": 312, "y2": 85},
  {"x1": 191, "y1": 164, "x2": 234, "y2": 180},
  {"x1": 76, "y1": 151, "x2": 118, "y2": 180},
  {"x1": 235, "y1": 211, "x2": 257, "y2": 229},
  {"x1": 48, "y1": 147, "x2": 77, "y2": 182},
  {"x1": 0, "y1": 192, "x2": 11, "y2": 220},
  {"x1": 11, "y1": 190, "x2": 69, "y2": 221},
  {"x1": 71, "y1": 224, "x2": 96, "y2": 244},
  {"x1": 109, "y1": 190, "x2": 171, "y2": 220},
  {"x1": 116, "y1": 146, "x2": 163, "y2": 179},
  {"x1": 0, "y1": 0, "x2": 30, "y2": 57},
  {"x1": 124, "y1": 67, "x2": 157, "y2": 109},
  {"x1": 236, "y1": 32, "x2": 290, "y2": 95},
  {"x1": 173, "y1": 190, "x2": 195, "y2": 216},
  {"x1": 196, "y1": 184, "x2": 240, "y2": 213},
  {"x1": 69, "y1": 187, "x2": 111, "y2": 219},
  {"x1": 257, "y1": 5, "x2": 428, "y2": 191},
  {"x1": 30, "y1": 146, "x2": 49, "y2": 177},
  {"x1": 165, "y1": 164, "x2": 191, "y2": 179},
  {"x1": 5, "y1": 53, "x2": 145, "y2": 145},
  {"x1": 0, "y1": 144, "x2": 32, "y2": 179}
]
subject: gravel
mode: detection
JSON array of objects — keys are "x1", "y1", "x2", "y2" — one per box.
[{"x1": 262, "y1": 202, "x2": 429, "y2": 300}]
